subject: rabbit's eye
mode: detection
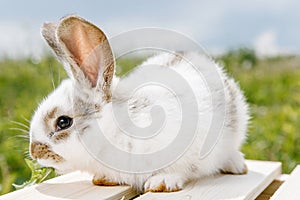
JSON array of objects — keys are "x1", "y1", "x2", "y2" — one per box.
[{"x1": 56, "y1": 116, "x2": 73, "y2": 131}]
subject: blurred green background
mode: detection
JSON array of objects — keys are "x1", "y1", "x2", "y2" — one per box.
[{"x1": 0, "y1": 49, "x2": 299, "y2": 194}]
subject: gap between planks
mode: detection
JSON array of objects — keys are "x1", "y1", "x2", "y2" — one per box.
[{"x1": 270, "y1": 165, "x2": 300, "y2": 200}]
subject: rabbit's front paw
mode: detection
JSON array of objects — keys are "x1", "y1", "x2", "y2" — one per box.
[
  {"x1": 221, "y1": 151, "x2": 248, "y2": 175},
  {"x1": 144, "y1": 174, "x2": 184, "y2": 192},
  {"x1": 92, "y1": 176, "x2": 119, "y2": 186}
]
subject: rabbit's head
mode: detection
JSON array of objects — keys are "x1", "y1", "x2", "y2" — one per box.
[{"x1": 29, "y1": 15, "x2": 114, "y2": 173}]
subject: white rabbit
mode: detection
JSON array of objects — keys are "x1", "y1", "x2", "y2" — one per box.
[{"x1": 29, "y1": 15, "x2": 249, "y2": 193}]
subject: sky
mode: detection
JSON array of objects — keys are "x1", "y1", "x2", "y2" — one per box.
[{"x1": 0, "y1": 0, "x2": 299, "y2": 59}]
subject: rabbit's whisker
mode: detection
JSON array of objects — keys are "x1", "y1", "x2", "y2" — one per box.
[
  {"x1": 21, "y1": 116, "x2": 31, "y2": 123},
  {"x1": 10, "y1": 120, "x2": 30, "y2": 129},
  {"x1": 15, "y1": 134, "x2": 30, "y2": 139},
  {"x1": 49, "y1": 63, "x2": 57, "y2": 90},
  {"x1": 9, "y1": 127, "x2": 30, "y2": 134}
]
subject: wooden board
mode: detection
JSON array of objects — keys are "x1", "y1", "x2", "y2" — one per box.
[
  {"x1": 136, "y1": 160, "x2": 281, "y2": 200},
  {"x1": 0, "y1": 160, "x2": 281, "y2": 200},
  {"x1": 0, "y1": 171, "x2": 138, "y2": 200},
  {"x1": 271, "y1": 165, "x2": 300, "y2": 200}
]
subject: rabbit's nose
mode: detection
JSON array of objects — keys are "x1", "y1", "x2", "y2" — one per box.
[{"x1": 30, "y1": 141, "x2": 47, "y2": 159}]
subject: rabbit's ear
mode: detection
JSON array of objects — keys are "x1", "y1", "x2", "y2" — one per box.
[
  {"x1": 56, "y1": 15, "x2": 114, "y2": 101},
  {"x1": 42, "y1": 22, "x2": 80, "y2": 86},
  {"x1": 41, "y1": 22, "x2": 67, "y2": 63}
]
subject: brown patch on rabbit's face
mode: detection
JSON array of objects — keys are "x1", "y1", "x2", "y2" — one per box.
[
  {"x1": 42, "y1": 106, "x2": 73, "y2": 142},
  {"x1": 30, "y1": 141, "x2": 64, "y2": 162},
  {"x1": 43, "y1": 107, "x2": 58, "y2": 133},
  {"x1": 45, "y1": 107, "x2": 58, "y2": 120},
  {"x1": 53, "y1": 131, "x2": 70, "y2": 143}
]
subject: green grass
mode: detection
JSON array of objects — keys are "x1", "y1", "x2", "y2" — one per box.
[
  {"x1": 0, "y1": 56, "x2": 66, "y2": 194},
  {"x1": 0, "y1": 49, "x2": 299, "y2": 194}
]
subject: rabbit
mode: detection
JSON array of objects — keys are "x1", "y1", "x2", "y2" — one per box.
[{"x1": 29, "y1": 15, "x2": 249, "y2": 193}]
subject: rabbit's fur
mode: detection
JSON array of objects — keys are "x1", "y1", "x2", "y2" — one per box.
[{"x1": 29, "y1": 15, "x2": 249, "y2": 192}]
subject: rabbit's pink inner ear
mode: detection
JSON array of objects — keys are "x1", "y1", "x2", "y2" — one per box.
[
  {"x1": 57, "y1": 16, "x2": 112, "y2": 87},
  {"x1": 66, "y1": 24, "x2": 101, "y2": 86}
]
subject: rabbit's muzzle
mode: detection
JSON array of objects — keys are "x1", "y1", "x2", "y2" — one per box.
[{"x1": 30, "y1": 141, "x2": 64, "y2": 162}]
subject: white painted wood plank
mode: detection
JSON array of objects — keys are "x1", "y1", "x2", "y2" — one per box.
[
  {"x1": 271, "y1": 165, "x2": 300, "y2": 200},
  {"x1": 135, "y1": 160, "x2": 281, "y2": 200},
  {"x1": 0, "y1": 171, "x2": 137, "y2": 200}
]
